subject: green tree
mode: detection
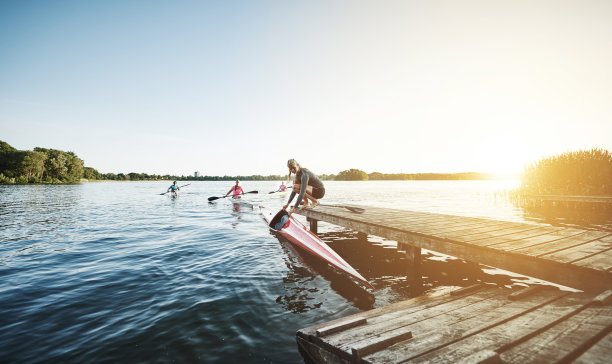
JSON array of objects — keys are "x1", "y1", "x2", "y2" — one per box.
[
  {"x1": 0, "y1": 140, "x2": 17, "y2": 175},
  {"x1": 0, "y1": 140, "x2": 16, "y2": 154},
  {"x1": 335, "y1": 169, "x2": 369, "y2": 181},
  {"x1": 64, "y1": 152, "x2": 84, "y2": 181},
  {"x1": 21, "y1": 151, "x2": 47, "y2": 179},
  {"x1": 83, "y1": 167, "x2": 102, "y2": 180},
  {"x1": 368, "y1": 172, "x2": 384, "y2": 180}
]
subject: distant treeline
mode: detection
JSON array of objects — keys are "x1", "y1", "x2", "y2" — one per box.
[
  {"x1": 334, "y1": 168, "x2": 494, "y2": 181},
  {"x1": 97, "y1": 173, "x2": 288, "y2": 181},
  {"x1": 518, "y1": 148, "x2": 612, "y2": 196},
  {"x1": 0, "y1": 139, "x2": 499, "y2": 184}
]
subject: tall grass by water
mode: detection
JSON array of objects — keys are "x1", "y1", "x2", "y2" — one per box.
[{"x1": 518, "y1": 148, "x2": 612, "y2": 195}]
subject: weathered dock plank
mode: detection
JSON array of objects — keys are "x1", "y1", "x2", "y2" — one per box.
[
  {"x1": 498, "y1": 305, "x2": 612, "y2": 363},
  {"x1": 510, "y1": 231, "x2": 611, "y2": 256},
  {"x1": 573, "y1": 331, "x2": 612, "y2": 364},
  {"x1": 366, "y1": 289, "x2": 569, "y2": 363},
  {"x1": 296, "y1": 205, "x2": 612, "y2": 292},
  {"x1": 297, "y1": 287, "x2": 612, "y2": 364},
  {"x1": 540, "y1": 234, "x2": 612, "y2": 264},
  {"x1": 572, "y1": 248, "x2": 612, "y2": 272}
]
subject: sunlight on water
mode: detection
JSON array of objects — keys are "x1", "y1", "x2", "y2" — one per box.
[{"x1": 0, "y1": 180, "x2": 608, "y2": 363}]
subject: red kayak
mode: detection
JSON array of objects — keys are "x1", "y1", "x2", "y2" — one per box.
[{"x1": 260, "y1": 206, "x2": 374, "y2": 289}]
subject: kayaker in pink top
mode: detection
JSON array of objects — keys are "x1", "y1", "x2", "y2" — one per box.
[
  {"x1": 278, "y1": 182, "x2": 287, "y2": 192},
  {"x1": 225, "y1": 180, "x2": 245, "y2": 198}
]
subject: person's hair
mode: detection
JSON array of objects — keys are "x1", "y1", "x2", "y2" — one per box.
[
  {"x1": 287, "y1": 159, "x2": 300, "y2": 179},
  {"x1": 173, "y1": 181, "x2": 177, "y2": 183},
  {"x1": 287, "y1": 159, "x2": 299, "y2": 168}
]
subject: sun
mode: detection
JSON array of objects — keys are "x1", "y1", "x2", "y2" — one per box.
[{"x1": 477, "y1": 134, "x2": 532, "y2": 176}]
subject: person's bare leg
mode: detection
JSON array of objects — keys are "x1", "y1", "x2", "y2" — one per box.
[
  {"x1": 302, "y1": 186, "x2": 319, "y2": 208},
  {"x1": 309, "y1": 194, "x2": 319, "y2": 208}
]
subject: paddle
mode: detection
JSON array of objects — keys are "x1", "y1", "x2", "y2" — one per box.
[
  {"x1": 160, "y1": 184, "x2": 191, "y2": 195},
  {"x1": 208, "y1": 190, "x2": 258, "y2": 202},
  {"x1": 319, "y1": 204, "x2": 365, "y2": 213}
]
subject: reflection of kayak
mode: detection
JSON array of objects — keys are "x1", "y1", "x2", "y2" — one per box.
[
  {"x1": 230, "y1": 197, "x2": 248, "y2": 205},
  {"x1": 260, "y1": 206, "x2": 374, "y2": 289},
  {"x1": 267, "y1": 190, "x2": 288, "y2": 197}
]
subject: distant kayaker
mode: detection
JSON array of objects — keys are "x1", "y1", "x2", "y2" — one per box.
[
  {"x1": 283, "y1": 159, "x2": 325, "y2": 216},
  {"x1": 225, "y1": 180, "x2": 245, "y2": 198},
  {"x1": 278, "y1": 181, "x2": 287, "y2": 192},
  {"x1": 167, "y1": 181, "x2": 180, "y2": 196}
]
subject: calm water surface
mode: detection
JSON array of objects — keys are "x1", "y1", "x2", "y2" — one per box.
[{"x1": 1, "y1": 180, "x2": 610, "y2": 363}]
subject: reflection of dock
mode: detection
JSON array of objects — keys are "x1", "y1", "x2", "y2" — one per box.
[
  {"x1": 516, "y1": 194, "x2": 612, "y2": 210},
  {"x1": 297, "y1": 285, "x2": 612, "y2": 363},
  {"x1": 294, "y1": 205, "x2": 612, "y2": 362}
]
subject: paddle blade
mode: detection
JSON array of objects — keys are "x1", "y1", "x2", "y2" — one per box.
[
  {"x1": 208, "y1": 196, "x2": 221, "y2": 201},
  {"x1": 246, "y1": 190, "x2": 259, "y2": 194},
  {"x1": 320, "y1": 204, "x2": 365, "y2": 213},
  {"x1": 345, "y1": 206, "x2": 365, "y2": 213}
]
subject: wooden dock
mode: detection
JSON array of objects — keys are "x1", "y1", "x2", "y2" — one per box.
[
  {"x1": 294, "y1": 205, "x2": 612, "y2": 363},
  {"x1": 297, "y1": 285, "x2": 612, "y2": 363},
  {"x1": 296, "y1": 205, "x2": 612, "y2": 293}
]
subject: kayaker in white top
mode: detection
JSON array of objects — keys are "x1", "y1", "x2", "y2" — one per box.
[{"x1": 283, "y1": 159, "x2": 325, "y2": 216}]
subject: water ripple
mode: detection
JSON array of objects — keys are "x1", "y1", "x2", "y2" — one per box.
[{"x1": 1, "y1": 181, "x2": 609, "y2": 363}]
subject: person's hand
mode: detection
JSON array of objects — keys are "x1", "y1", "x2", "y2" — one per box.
[
  {"x1": 288, "y1": 206, "x2": 295, "y2": 216},
  {"x1": 282, "y1": 204, "x2": 289, "y2": 210}
]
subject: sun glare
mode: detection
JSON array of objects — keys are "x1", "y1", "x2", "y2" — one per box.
[{"x1": 477, "y1": 134, "x2": 532, "y2": 176}]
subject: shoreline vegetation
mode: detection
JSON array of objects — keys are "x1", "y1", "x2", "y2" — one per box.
[
  {"x1": 2, "y1": 141, "x2": 610, "y2": 195},
  {"x1": 0, "y1": 140, "x2": 505, "y2": 184},
  {"x1": 513, "y1": 148, "x2": 612, "y2": 197}
]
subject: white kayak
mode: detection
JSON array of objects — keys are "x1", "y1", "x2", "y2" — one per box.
[{"x1": 267, "y1": 190, "x2": 288, "y2": 197}]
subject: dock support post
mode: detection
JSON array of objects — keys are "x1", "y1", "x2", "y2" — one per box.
[
  {"x1": 307, "y1": 217, "x2": 318, "y2": 234},
  {"x1": 400, "y1": 242, "x2": 422, "y2": 294}
]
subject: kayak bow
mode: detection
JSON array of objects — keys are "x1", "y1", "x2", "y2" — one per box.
[
  {"x1": 267, "y1": 190, "x2": 288, "y2": 197},
  {"x1": 260, "y1": 206, "x2": 374, "y2": 289}
]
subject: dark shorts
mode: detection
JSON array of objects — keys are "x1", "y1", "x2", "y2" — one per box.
[{"x1": 312, "y1": 186, "x2": 325, "y2": 199}]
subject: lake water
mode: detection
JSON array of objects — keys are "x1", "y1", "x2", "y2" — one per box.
[{"x1": 1, "y1": 180, "x2": 610, "y2": 363}]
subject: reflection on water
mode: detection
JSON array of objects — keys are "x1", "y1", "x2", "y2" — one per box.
[
  {"x1": 272, "y1": 232, "x2": 375, "y2": 313},
  {"x1": 1, "y1": 180, "x2": 609, "y2": 363},
  {"x1": 518, "y1": 204, "x2": 612, "y2": 232}
]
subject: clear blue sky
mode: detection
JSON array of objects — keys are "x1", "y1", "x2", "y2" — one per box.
[{"x1": 1, "y1": 0, "x2": 611, "y2": 176}]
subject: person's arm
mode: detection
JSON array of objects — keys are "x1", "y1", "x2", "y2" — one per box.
[
  {"x1": 288, "y1": 173, "x2": 309, "y2": 215},
  {"x1": 241, "y1": 187, "x2": 245, "y2": 195},
  {"x1": 293, "y1": 173, "x2": 309, "y2": 208},
  {"x1": 225, "y1": 186, "x2": 234, "y2": 196},
  {"x1": 284, "y1": 191, "x2": 296, "y2": 210}
]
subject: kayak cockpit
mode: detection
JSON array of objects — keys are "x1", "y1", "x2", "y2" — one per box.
[{"x1": 269, "y1": 209, "x2": 290, "y2": 231}]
